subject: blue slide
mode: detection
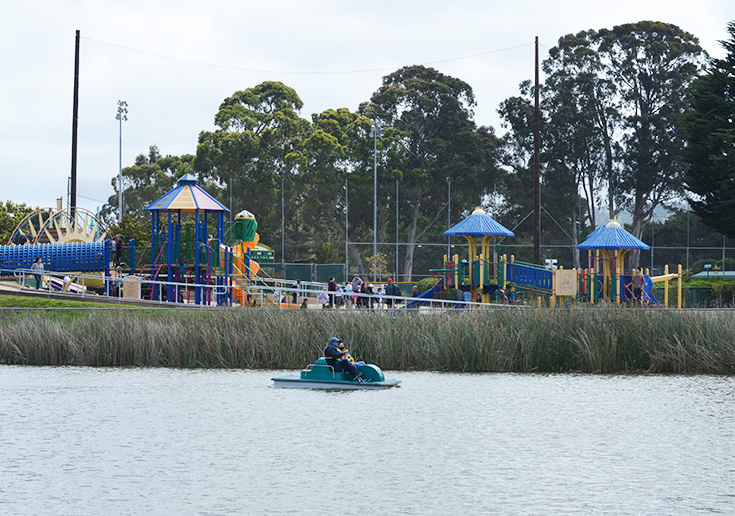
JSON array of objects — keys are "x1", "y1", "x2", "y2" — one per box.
[
  {"x1": 643, "y1": 276, "x2": 661, "y2": 307},
  {"x1": 404, "y1": 278, "x2": 446, "y2": 309}
]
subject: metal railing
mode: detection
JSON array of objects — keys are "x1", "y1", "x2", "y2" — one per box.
[{"x1": 3, "y1": 266, "x2": 528, "y2": 312}]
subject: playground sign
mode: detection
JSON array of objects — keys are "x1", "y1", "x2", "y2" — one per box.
[{"x1": 554, "y1": 269, "x2": 578, "y2": 296}]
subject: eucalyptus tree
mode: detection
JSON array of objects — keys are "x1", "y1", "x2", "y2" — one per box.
[
  {"x1": 100, "y1": 145, "x2": 193, "y2": 224},
  {"x1": 362, "y1": 65, "x2": 503, "y2": 280},
  {"x1": 194, "y1": 82, "x2": 309, "y2": 251},
  {"x1": 291, "y1": 107, "x2": 375, "y2": 266},
  {"x1": 0, "y1": 200, "x2": 35, "y2": 244},
  {"x1": 595, "y1": 21, "x2": 706, "y2": 251},
  {"x1": 682, "y1": 21, "x2": 735, "y2": 238},
  {"x1": 498, "y1": 81, "x2": 584, "y2": 266},
  {"x1": 543, "y1": 31, "x2": 620, "y2": 228},
  {"x1": 497, "y1": 82, "x2": 535, "y2": 224}
]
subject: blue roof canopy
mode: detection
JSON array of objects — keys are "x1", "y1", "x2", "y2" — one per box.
[
  {"x1": 444, "y1": 208, "x2": 514, "y2": 237},
  {"x1": 577, "y1": 220, "x2": 649, "y2": 250}
]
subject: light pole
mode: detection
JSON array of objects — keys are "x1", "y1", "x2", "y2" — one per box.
[
  {"x1": 281, "y1": 174, "x2": 285, "y2": 277},
  {"x1": 116, "y1": 100, "x2": 128, "y2": 222},
  {"x1": 370, "y1": 119, "x2": 383, "y2": 279},
  {"x1": 345, "y1": 179, "x2": 349, "y2": 281},
  {"x1": 447, "y1": 177, "x2": 451, "y2": 258}
]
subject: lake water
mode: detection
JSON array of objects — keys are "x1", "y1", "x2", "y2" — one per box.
[{"x1": 1, "y1": 366, "x2": 733, "y2": 515}]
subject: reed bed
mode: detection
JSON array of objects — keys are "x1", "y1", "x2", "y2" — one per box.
[{"x1": 1, "y1": 307, "x2": 734, "y2": 374}]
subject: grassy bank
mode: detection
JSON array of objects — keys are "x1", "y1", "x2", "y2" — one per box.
[{"x1": 2, "y1": 306, "x2": 734, "y2": 374}]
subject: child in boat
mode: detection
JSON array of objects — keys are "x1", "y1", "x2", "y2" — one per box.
[
  {"x1": 337, "y1": 340, "x2": 365, "y2": 367},
  {"x1": 324, "y1": 337, "x2": 369, "y2": 383}
]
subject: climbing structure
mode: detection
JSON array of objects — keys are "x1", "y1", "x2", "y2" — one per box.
[
  {"x1": 145, "y1": 174, "x2": 228, "y2": 305},
  {"x1": 9, "y1": 207, "x2": 109, "y2": 245},
  {"x1": 442, "y1": 207, "x2": 515, "y2": 303}
]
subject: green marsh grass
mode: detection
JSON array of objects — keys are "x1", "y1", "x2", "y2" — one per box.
[{"x1": 1, "y1": 306, "x2": 734, "y2": 374}]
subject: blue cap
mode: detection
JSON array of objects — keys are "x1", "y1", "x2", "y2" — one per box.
[{"x1": 329, "y1": 337, "x2": 341, "y2": 344}]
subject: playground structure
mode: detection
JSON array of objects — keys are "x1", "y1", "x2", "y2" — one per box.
[
  {"x1": 430, "y1": 215, "x2": 684, "y2": 309},
  {"x1": 8, "y1": 205, "x2": 109, "y2": 246},
  {"x1": 143, "y1": 173, "x2": 230, "y2": 305},
  {"x1": 0, "y1": 174, "x2": 290, "y2": 307},
  {"x1": 1, "y1": 205, "x2": 111, "y2": 291},
  {"x1": 224, "y1": 209, "x2": 283, "y2": 308},
  {"x1": 0, "y1": 180, "x2": 684, "y2": 309}
]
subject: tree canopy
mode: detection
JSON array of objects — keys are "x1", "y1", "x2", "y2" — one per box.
[
  {"x1": 682, "y1": 21, "x2": 735, "y2": 238},
  {"x1": 84, "y1": 19, "x2": 732, "y2": 277}
]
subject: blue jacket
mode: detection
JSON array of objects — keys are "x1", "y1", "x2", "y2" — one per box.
[{"x1": 324, "y1": 344, "x2": 346, "y2": 366}]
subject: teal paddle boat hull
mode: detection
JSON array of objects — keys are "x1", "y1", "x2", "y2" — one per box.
[{"x1": 272, "y1": 358, "x2": 400, "y2": 390}]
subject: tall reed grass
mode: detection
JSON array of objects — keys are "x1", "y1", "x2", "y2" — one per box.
[{"x1": 1, "y1": 307, "x2": 734, "y2": 374}]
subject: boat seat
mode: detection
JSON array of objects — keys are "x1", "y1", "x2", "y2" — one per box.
[
  {"x1": 313, "y1": 357, "x2": 353, "y2": 380},
  {"x1": 313, "y1": 357, "x2": 334, "y2": 371}
]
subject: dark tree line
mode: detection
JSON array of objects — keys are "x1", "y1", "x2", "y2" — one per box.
[{"x1": 99, "y1": 20, "x2": 734, "y2": 278}]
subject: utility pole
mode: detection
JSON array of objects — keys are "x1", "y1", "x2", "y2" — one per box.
[
  {"x1": 533, "y1": 36, "x2": 541, "y2": 265},
  {"x1": 70, "y1": 30, "x2": 80, "y2": 215},
  {"x1": 447, "y1": 177, "x2": 452, "y2": 259}
]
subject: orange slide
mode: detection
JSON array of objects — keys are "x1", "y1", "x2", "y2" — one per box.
[{"x1": 221, "y1": 237, "x2": 261, "y2": 305}]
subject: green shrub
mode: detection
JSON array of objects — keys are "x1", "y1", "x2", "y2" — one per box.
[
  {"x1": 691, "y1": 257, "x2": 735, "y2": 274},
  {"x1": 417, "y1": 277, "x2": 439, "y2": 293}
]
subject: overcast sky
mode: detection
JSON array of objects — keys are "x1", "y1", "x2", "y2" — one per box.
[{"x1": 1, "y1": 1, "x2": 732, "y2": 214}]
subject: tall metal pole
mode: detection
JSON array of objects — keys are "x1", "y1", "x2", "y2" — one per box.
[
  {"x1": 281, "y1": 174, "x2": 285, "y2": 277},
  {"x1": 345, "y1": 178, "x2": 349, "y2": 281},
  {"x1": 116, "y1": 100, "x2": 127, "y2": 221},
  {"x1": 371, "y1": 120, "x2": 381, "y2": 266},
  {"x1": 533, "y1": 36, "x2": 541, "y2": 265},
  {"x1": 447, "y1": 177, "x2": 451, "y2": 258},
  {"x1": 70, "y1": 30, "x2": 80, "y2": 214},
  {"x1": 686, "y1": 209, "x2": 690, "y2": 271}
]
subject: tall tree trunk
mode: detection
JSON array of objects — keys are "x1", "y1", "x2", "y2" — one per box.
[
  {"x1": 629, "y1": 191, "x2": 648, "y2": 268},
  {"x1": 401, "y1": 203, "x2": 420, "y2": 281},
  {"x1": 571, "y1": 196, "x2": 580, "y2": 269}
]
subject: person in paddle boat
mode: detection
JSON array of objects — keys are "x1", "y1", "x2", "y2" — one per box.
[
  {"x1": 324, "y1": 337, "x2": 370, "y2": 383},
  {"x1": 336, "y1": 339, "x2": 365, "y2": 367}
]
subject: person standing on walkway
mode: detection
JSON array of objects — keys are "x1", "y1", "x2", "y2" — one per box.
[
  {"x1": 351, "y1": 274, "x2": 363, "y2": 294},
  {"x1": 30, "y1": 257, "x2": 44, "y2": 289},
  {"x1": 385, "y1": 278, "x2": 399, "y2": 308},
  {"x1": 327, "y1": 276, "x2": 338, "y2": 308},
  {"x1": 291, "y1": 279, "x2": 301, "y2": 305},
  {"x1": 113, "y1": 235, "x2": 123, "y2": 268},
  {"x1": 632, "y1": 268, "x2": 645, "y2": 306}
]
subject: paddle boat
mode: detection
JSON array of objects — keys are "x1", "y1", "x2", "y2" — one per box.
[{"x1": 272, "y1": 358, "x2": 400, "y2": 390}]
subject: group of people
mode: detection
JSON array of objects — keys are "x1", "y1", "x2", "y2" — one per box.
[{"x1": 314, "y1": 275, "x2": 419, "y2": 310}]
